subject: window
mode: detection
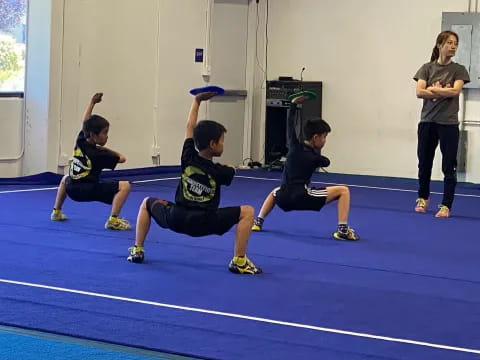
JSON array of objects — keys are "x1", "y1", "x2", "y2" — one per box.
[{"x1": 0, "y1": 0, "x2": 27, "y2": 93}]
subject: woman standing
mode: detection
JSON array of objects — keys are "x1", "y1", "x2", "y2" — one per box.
[{"x1": 413, "y1": 31, "x2": 470, "y2": 218}]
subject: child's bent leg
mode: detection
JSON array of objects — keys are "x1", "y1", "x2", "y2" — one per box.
[
  {"x1": 127, "y1": 197, "x2": 151, "y2": 263},
  {"x1": 53, "y1": 175, "x2": 68, "y2": 209},
  {"x1": 107, "y1": 181, "x2": 132, "y2": 230},
  {"x1": 230, "y1": 205, "x2": 262, "y2": 274},
  {"x1": 234, "y1": 205, "x2": 254, "y2": 256},
  {"x1": 111, "y1": 181, "x2": 131, "y2": 216},
  {"x1": 326, "y1": 185, "x2": 350, "y2": 223},
  {"x1": 51, "y1": 175, "x2": 68, "y2": 221},
  {"x1": 326, "y1": 186, "x2": 359, "y2": 241},
  {"x1": 258, "y1": 191, "x2": 276, "y2": 219},
  {"x1": 135, "y1": 197, "x2": 152, "y2": 248},
  {"x1": 252, "y1": 189, "x2": 277, "y2": 231}
]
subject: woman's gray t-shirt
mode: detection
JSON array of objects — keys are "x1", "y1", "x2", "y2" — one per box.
[{"x1": 413, "y1": 62, "x2": 470, "y2": 125}]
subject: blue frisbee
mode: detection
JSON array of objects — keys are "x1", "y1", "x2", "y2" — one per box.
[{"x1": 189, "y1": 85, "x2": 225, "y2": 96}]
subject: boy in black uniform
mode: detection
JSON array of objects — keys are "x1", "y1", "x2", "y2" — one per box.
[
  {"x1": 252, "y1": 92, "x2": 360, "y2": 241},
  {"x1": 127, "y1": 90, "x2": 261, "y2": 274},
  {"x1": 51, "y1": 93, "x2": 132, "y2": 230}
]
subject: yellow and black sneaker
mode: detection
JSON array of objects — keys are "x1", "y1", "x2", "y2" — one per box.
[
  {"x1": 51, "y1": 209, "x2": 67, "y2": 221},
  {"x1": 228, "y1": 256, "x2": 262, "y2": 274},
  {"x1": 333, "y1": 227, "x2": 360, "y2": 241},
  {"x1": 105, "y1": 216, "x2": 131, "y2": 230},
  {"x1": 251, "y1": 218, "x2": 263, "y2": 232},
  {"x1": 127, "y1": 246, "x2": 144, "y2": 263}
]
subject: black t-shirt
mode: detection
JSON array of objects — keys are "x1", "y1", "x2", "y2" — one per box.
[
  {"x1": 175, "y1": 138, "x2": 235, "y2": 209},
  {"x1": 68, "y1": 131, "x2": 119, "y2": 183},
  {"x1": 281, "y1": 104, "x2": 330, "y2": 187}
]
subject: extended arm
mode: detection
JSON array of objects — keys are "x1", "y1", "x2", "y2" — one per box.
[{"x1": 96, "y1": 145, "x2": 126, "y2": 163}]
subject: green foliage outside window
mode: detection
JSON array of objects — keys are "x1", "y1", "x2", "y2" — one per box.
[{"x1": 0, "y1": 39, "x2": 20, "y2": 83}]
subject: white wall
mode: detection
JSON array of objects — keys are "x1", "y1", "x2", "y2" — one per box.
[
  {"x1": 3, "y1": 0, "x2": 480, "y2": 182},
  {"x1": 52, "y1": 0, "x2": 250, "y2": 173},
  {"x1": 254, "y1": 0, "x2": 480, "y2": 182},
  {"x1": 0, "y1": 98, "x2": 24, "y2": 177},
  {"x1": 2, "y1": 0, "x2": 251, "y2": 177}
]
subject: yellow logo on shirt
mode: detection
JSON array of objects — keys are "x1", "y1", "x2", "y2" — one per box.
[
  {"x1": 181, "y1": 166, "x2": 217, "y2": 202},
  {"x1": 69, "y1": 148, "x2": 92, "y2": 180}
]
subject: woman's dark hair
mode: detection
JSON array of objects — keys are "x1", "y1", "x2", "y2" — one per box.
[
  {"x1": 431, "y1": 31, "x2": 458, "y2": 62},
  {"x1": 82, "y1": 114, "x2": 109, "y2": 138},
  {"x1": 193, "y1": 120, "x2": 227, "y2": 150},
  {"x1": 303, "y1": 117, "x2": 331, "y2": 140}
]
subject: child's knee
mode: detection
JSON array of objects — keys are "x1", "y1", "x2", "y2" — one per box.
[
  {"x1": 119, "y1": 181, "x2": 131, "y2": 192},
  {"x1": 341, "y1": 186, "x2": 350, "y2": 196},
  {"x1": 240, "y1": 205, "x2": 254, "y2": 220},
  {"x1": 139, "y1": 197, "x2": 151, "y2": 213}
]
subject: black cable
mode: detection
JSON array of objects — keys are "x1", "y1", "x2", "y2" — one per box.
[{"x1": 242, "y1": 157, "x2": 254, "y2": 165}]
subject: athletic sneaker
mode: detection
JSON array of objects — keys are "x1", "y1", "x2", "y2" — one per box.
[
  {"x1": 415, "y1": 198, "x2": 429, "y2": 213},
  {"x1": 333, "y1": 227, "x2": 360, "y2": 241},
  {"x1": 251, "y1": 219, "x2": 263, "y2": 231},
  {"x1": 105, "y1": 217, "x2": 131, "y2": 230},
  {"x1": 127, "y1": 246, "x2": 144, "y2": 263},
  {"x1": 228, "y1": 256, "x2": 262, "y2": 274},
  {"x1": 51, "y1": 209, "x2": 67, "y2": 221},
  {"x1": 435, "y1": 205, "x2": 450, "y2": 218}
]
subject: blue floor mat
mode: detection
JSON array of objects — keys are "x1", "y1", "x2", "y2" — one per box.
[
  {"x1": 0, "y1": 170, "x2": 479, "y2": 359},
  {"x1": 0, "y1": 325, "x2": 200, "y2": 360}
]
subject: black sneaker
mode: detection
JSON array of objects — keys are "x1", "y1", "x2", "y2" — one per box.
[
  {"x1": 333, "y1": 227, "x2": 360, "y2": 241},
  {"x1": 127, "y1": 246, "x2": 144, "y2": 263},
  {"x1": 228, "y1": 257, "x2": 262, "y2": 274}
]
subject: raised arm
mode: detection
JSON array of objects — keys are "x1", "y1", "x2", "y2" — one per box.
[
  {"x1": 83, "y1": 92, "x2": 103, "y2": 121},
  {"x1": 287, "y1": 96, "x2": 309, "y2": 147},
  {"x1": 186, "y1": 92, "x2": 217, "y2": 139},
  {"x1": 286, "y1": 103, "x2": 299, "y2": 148}
]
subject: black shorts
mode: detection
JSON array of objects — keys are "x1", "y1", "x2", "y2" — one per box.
[
  {"x1": 274, "y1": 185, "x2": 328, "y2": 212},
  {"x1": 65, "y1": 177, "x2": 119, "y2": 205},
  {"x1": 146, "y1": 197, "x2": 241, "y2": 237}
]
